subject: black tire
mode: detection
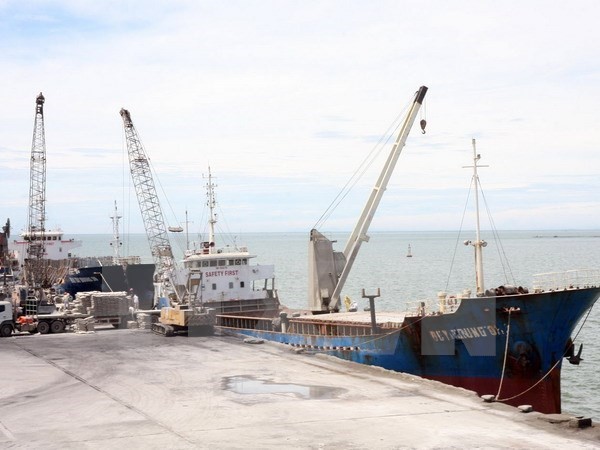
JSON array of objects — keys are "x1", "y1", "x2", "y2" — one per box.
[
  {"x1": 0, "y1": 323, "x2": 12, "y2": 337},
  {"x1": 112, "y1": 318, "x2": 127, "y2": 329},
  {"x1": 37, "y1": 321, "x2": 50, "y2": 334},
  {"x1": 50, "y1": 320, "x2": 65, "y2": 333}
]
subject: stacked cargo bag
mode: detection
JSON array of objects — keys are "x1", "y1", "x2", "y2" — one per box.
[
  {"x1": 90, "y1": 292, "x2": 130, "y2": 316},
  {"x1": 136, "y1": 313, "x2": 156, "y2": 330},
  {"x1": 74, "y1": 317, "x2": 95, "y2": 333}
]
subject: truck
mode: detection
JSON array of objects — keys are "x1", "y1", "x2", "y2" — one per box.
[
  {"x1": 0, "y1": 299, "x2": 89, "y2": 336},
  {"x1": 0, "y1": 293, "x2": 132, "y2": 337}
]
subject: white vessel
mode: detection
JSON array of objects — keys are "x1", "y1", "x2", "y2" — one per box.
[
  {"x1": 10, "y1": 229, "x2": 82, "y2": 267},
  {"x1": 173, "y1": 169, "x2": 279, "y2": 315}
]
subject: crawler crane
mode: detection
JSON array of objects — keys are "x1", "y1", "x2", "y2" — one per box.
[{"x1": 119, "y1": 108, "x2": 214, "y2": 336}]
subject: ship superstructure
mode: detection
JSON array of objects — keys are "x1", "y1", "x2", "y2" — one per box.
[{"x1": 174, "y1": 168, "x2": 279, "y2": 314}]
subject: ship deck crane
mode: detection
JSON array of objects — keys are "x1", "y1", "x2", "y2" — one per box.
[{"x1": 308, "y1": 86, "x2": 428, "y2": 312}]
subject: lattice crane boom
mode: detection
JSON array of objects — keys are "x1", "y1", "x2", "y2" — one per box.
[
  {"x1": 25, "y1": 92, "x2": 48, "y2": 288},
  {"x1": 119, "y1": 108, "x2": 177, "y2": 285}
]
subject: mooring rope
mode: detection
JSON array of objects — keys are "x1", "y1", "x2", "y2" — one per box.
[
  {"x1": 495, "y1": 303, "x2": 595, "y2": 403},
  {"x1": 495, "y1": 307, "x2": 512, "y2": 399}
]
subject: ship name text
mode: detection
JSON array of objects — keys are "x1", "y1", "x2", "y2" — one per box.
[{"x1": 429, "y1": 325, "x2": 505, "y2": 342}]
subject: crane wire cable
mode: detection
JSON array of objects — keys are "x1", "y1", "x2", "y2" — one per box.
[
  {"x1": 121, "y1": 131, "x2": 133, "y2": 259},
  {"x1": 313, "y1": 107, "x2": 406, "y2": 229},
  {"x1": 120, "y1": 122, "x2": 186, "y2": 260},
  {"x1": 480, "y1": 187, "x2": 515, "y2": 285},
  {"x1": 445, "y1": 179, "x2": 473, "y2": 292},
  {"x1": 312, "y1": 98, "x2": 413, "y2": 230},
  {"x1": 445, "y1": 165, "x2": 516, "y2": 292}
]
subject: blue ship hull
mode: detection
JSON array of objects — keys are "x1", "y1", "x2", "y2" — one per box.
[{"x1": 218, "y1": 286, "x2": 600, "y2": 413}]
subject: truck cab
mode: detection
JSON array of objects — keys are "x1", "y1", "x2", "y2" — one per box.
[{"x1": 0, "y1": 300, "x2": 14, "y2": 337}]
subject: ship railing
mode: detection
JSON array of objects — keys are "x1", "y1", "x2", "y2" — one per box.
[
  {"x1": 115, "y1": 256, "x2": 142, "y2": 265},
  {"x1": 404, "y1": 300, "x2": 425, "y2": 316},
  {"x1": 404, "y1": 295, "x2": 462, "y2": 316},
  {"x1": 217, "y1": 313, "x2": 376, "y2": 337},
  {"x1": 532, "y1": 269, "x2": 600, "y2": 292}
]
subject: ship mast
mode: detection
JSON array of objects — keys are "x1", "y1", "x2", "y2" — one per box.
[
  {"x1": 109, "y1": 200, "x2": 122, "y2": 264},
  {"x1": 185, "y1": 209, "x2": 190, "y2": 251},
  {"x1": 463, "y1": 139, "x2": 488, "y2": 296},
  {"x1": 205, "y1": 167, "x2": 217, "y2": 251}
]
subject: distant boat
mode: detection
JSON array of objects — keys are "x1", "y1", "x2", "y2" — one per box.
[
  {"x1": 168, "y1": 226, "x2": 184, "y2": 233},
  {"x1": 406, "y1": 244, "x2": 413, "y2": 257}
]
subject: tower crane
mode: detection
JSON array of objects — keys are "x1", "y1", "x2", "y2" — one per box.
[
  {"x1": 25, "y1": 92, "x2": 49, "y2": 289},
  {"x1": 119, "y1": 108, "x2": 182, "y2": 301}
]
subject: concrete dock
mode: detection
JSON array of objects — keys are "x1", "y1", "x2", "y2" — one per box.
[{"x1": 1, "y1": 329, "x2": 599, "y2": 449}]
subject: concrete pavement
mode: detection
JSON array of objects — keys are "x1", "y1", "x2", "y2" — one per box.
[{"x1": 1, "y1": 328, "x2": 599, "y2": 449}]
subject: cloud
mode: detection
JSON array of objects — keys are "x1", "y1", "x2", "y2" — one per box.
[{"x1": 1, "y1": 1, "x2": 600, "y2": 234}]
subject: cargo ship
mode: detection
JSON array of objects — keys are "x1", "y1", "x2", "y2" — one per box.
[
  {"x1": 217, "y1": 86, "x2": 600, "y2": 414},
  {"x1": 57, "y1": 202, "x2": 155, "y2": 309},
  {"x1": 58, "y1": 257, "x2": 155, "y2": 308}
]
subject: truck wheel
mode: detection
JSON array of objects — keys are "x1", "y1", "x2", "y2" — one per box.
[
  {"x1": 37, "y1": 321, "x2": 50, "y2": 334},
  {"x1": 50, "y1": 320, "x2": 65, "y2": 333},
  {"x1": 0, "y1": 324, "x2": 12, "y2": 337},
  {"x1": 113, "y1": 316, "x2": 127, "y2": 329}
]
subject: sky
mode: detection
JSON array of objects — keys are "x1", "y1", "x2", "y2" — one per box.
[{"x1": 1, "y1": 1, "x2": 600, "y2": 237}]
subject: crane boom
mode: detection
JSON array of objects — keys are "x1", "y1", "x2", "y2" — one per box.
[
  {"x1": 25, "y1": 92, "x2": 48, "y2": 288},
  {"x1": 308, "y1": 86, "x2": 428, "y2": 311},
  {"x1": 119, "y1": 109, "x2": 177, "y2": 287}
]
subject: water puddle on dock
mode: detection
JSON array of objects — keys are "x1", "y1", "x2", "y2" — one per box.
[{"x1": 223, "y1": 375, "x2": 344, "y2": 399}]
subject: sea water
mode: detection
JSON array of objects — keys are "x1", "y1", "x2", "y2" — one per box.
[{"x1": 73, "y1": 230, "x2": 600, "y2": 419}]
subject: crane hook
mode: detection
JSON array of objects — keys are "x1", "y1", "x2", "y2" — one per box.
[{"x1": 420, "y1": 119, "x2": 427, "y2": 134}]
